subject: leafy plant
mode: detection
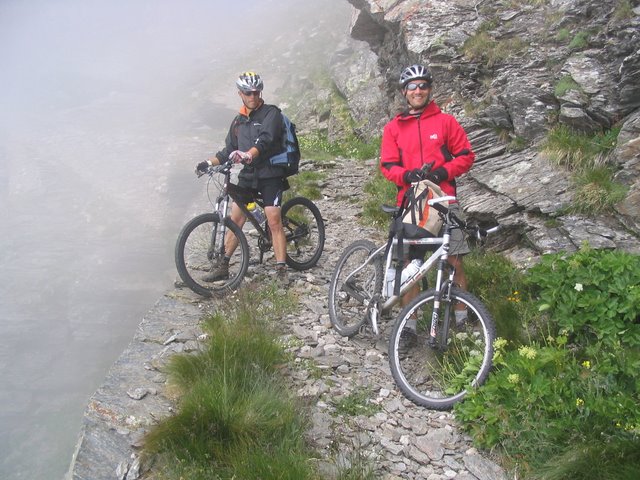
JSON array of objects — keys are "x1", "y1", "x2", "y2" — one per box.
[
  {"x1": 455, "y1": 247, "x2": 640, "y2": 477},
  {"x1": 464, "y1": 251, "x2": 535, "y2": 344},
  {"x1": 526, "y1": 245, "x2": 640, "y2": 348}
]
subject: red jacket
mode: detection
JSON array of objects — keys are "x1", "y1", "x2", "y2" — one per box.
[{"x1": 380, "y1": 101, "x2": 475, "y2": 205}]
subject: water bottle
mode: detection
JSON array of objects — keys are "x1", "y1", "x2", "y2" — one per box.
[
  {"x1": 384, "y1": 266, "x2": 396, "y2": 297},
  {"x1": 247, "y1": 202, "x2": 266, "y2": 224},
  {"x1": 400, "y1": 259, "x2": 423, "y2": 287}
]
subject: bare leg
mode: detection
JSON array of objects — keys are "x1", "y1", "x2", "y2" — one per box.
[
  {"x1": 265, "y1": 205, "x2": 287, "y2": 263},
  {"x1": 224, "y1": 202, "x2": 247, "y2": 255}
]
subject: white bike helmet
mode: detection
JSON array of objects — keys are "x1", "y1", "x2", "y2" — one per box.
[
  {"x1": 399, "y1": 64, "x2": 433, "y2": 88},
  {"x1": 236, "y1": 71, "x2": 264, "y2": 93}
]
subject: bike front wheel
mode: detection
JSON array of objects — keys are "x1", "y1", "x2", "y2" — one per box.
[
  {"x1": 328, "y1": 240, "x2": 383, "y2": 337},
  {"x1": 281, "y1": 196, "x2": 325, "y2": 270},
  {"x1": 388, "y1": 287, "x2": 496, "y2": 410},
  {"x1": 175, "y1": 213, "x2": 249, "y2": 297}
]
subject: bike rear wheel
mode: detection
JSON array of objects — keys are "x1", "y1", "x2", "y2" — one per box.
[
  {"x1": 175, "y1": 213, "x2": 249, "y2": 297},
  {"x1": 388, "y1": 287, "x2": 496, "y2": 410},
  {"x1": 281, "y1": 196, "x2": 325, "y2": 270},
  {"x1": 328, "y1": 240, "x2": 383, "y2": 337}
]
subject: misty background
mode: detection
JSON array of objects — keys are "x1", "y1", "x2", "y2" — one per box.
[{"x1": 0, "y1": 1, "x2": 351, "y2": 478}]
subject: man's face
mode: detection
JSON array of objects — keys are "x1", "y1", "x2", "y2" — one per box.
[
  {"x1": 239, "y1": 90, "x2": 261, "y2": 110},
  {"x1": 404, "y1": 80, "x2": 432, "y2": 110}
]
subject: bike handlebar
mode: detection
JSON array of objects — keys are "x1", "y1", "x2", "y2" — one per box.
[{"x1": 196, "y1": 160, "x2": 233, "y2": 178}]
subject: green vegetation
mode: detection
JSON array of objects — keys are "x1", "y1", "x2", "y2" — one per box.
[
  {"x1": 554, "y1": 75, "x2": 581, "y2": 97},
  {"x1": 613, "y1": 0, "x2": 634, "y2": 21},
  {"x1": 454, "y1": 246, "x2": 640, "y2": 479},
  {"x1": 287, "y1": 170, "x2": 326, "y2": 201},
  {"x1": 332, "y1": 387, "x2": 382, "y2": 417},
  {"x1": 463, "y1": 251, "x2": 536, "y2": 345},
  {"x1": 507, "y1": 135, "x2": 529, "y2": 152},
  {"x1": 142, "y1": 283, "x2": 318, "y2": 479},
  {"x1": 332, "y1": 448, "x2": 376, "y2": 480},
  {"x1": 543, "y1": 124, "x2": 627, "y2": 213},
  {"x1": 299, "y1": 131, "x2": 380, "y2": 161},
  {"x1": 569, "y1": 31, "x2": 590, "y2": 50},
  {"x1": 463, "y1": 22, "x2": 528, "y2": 67},
  {"x1": 355, "y1": 160, "x2": 639, "y2": 479},
  {"x1": 555, "y1": 27, "x2": 571, "y2": 43},
  {"x1": 361, "y1": 167, "x2": 397, "y2": 227}
]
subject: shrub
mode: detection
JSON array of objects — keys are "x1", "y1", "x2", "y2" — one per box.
[
  {"x1": 455, "y1": 247, "x2": 640, "y2": 477},
  {"x1": 526, "y1": 245, "x2": 640, "y2": 348},
  {"x1": 463, "y1": 251, "x2": 535, "y2": 344}
]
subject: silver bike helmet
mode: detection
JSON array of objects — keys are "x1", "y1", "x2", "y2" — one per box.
[
  {"x1": 236, "y1": 71, "x2": 264, "y2": 93},
  {"x1": 399, "y1": 64, "x2": 433, "y2": 88}
]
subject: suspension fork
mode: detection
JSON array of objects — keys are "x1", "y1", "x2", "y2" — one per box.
[
  {"x1": 209, "y1": 193, "x2": 230, "y2": 259},
  {"x1": 428, "y1": 233, "x2": 454, "y2": 347}
]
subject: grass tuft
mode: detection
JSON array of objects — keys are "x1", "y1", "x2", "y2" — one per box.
[{"x1": 143, "y1": 283, "x2": 319, "y2": 479}]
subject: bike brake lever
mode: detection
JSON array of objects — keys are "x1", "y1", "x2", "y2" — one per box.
[{"x1": 420, "y1": 161, "x2": 435, "y2": 174}]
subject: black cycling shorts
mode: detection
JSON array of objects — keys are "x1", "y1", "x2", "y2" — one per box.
[{"x1": 237, "y1": 177, "x2": 289, "y2": 207}]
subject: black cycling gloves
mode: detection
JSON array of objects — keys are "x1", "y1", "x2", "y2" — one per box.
[
  {"x1": 403, "y1": 168, "x2": 425, "y2": 184},
  {"x1": 196, "y1": 160, "x2": 212, "y2": 173},
  {"x1": 403, "y1": 166, "x2": 448, "y2": 184},
  {"x1": 424, "y1": 167, "x2": 448, "y2": 184}
]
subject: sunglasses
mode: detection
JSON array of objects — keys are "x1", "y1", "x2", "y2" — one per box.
[
  {"x1": 405, "y1": 82, "x2": 431, "y2": 91},
  {"x1": 242, "y1": 90, "x2": 261, "y2": 96}
]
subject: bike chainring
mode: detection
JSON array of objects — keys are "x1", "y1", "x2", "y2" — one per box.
[{"x1": 258, "y1": 235, "x2": 272, "y2": 253}]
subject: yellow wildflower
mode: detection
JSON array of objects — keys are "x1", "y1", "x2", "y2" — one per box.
[
  {"x1": 507, "y1": 374, "x2": 520, "y2": 384},
  {"x1": 518, "y1": 346, "x2": 537, "y2": 360}
]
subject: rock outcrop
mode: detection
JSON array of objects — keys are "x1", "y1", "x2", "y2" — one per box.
[{"x1": 321, "y1": 0, "x2": 640, "y2": 262}]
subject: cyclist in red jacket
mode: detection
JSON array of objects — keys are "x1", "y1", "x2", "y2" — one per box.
[{"x1": 380, "y1": 64, "x2": 475, "y2": 328}]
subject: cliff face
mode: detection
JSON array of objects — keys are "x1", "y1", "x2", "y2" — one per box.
[{"x1": 329, "y1": 0, "x2": 640, "y2": 262}]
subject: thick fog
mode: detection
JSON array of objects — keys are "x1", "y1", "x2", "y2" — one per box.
[{"x1": 0, "y1": 1, "x2": 351, "y2": 478}]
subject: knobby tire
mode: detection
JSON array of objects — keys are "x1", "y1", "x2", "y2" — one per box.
[
  {"x1": 175, "y1": 213, "x2": 249, "y2": 297},
  {"x1": 328, "y1": 240, "x2": 383, "y2": 337},
  {"x1": 388, "y1": 287, "x2": 496, "y2": 410},
  {"x1": 281, "y1": 196, "x2": 325, "y2": 271}
]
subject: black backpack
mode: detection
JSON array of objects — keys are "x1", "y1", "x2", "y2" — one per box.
[{"x1": 269, "y1": 113, "x2": 300, "y2": 177}]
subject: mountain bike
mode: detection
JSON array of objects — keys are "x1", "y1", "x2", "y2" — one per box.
[
  {"x1": 175, "y1": 160, "x2": 325, "y2": 297},
  {"x1": 328, "y1": 194, "x2": 498, "y2": 409}
]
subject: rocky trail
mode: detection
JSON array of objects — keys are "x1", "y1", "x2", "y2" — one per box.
[{"x1": 68, "y1": 158, "x2": 508, "y2": 480}]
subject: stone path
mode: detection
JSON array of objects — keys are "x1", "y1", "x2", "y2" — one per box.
[{"x1": 67, "y1": 158, "x2": 508, "y2": 480}]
